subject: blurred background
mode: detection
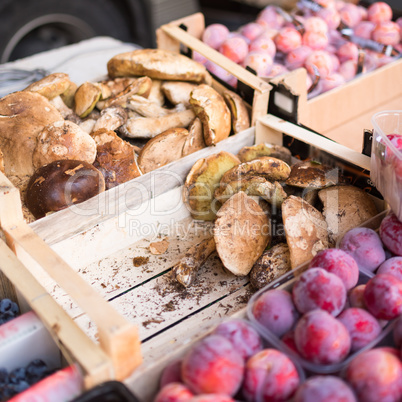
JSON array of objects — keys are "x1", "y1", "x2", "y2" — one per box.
[{"x1": 0, "y1": 0, "x2": 400, "y2": 63}]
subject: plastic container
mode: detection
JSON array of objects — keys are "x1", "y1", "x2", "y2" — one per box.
[
  {"x1": 247, "y1": 264, "x2": 396, "y2": 375},
  {"x1": 370, "y1": 110, "x2": 402, "y2": 222}
]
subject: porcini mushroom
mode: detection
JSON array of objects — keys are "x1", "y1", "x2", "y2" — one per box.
[
  {"x1": 237, "y1": 143, "x2": 292, "y2": 164},
  {"x1": 32, "y1": 120, "x2": 97, "y2": 169},
  {"x1": 107, "y1": 48, "x2": 211, "y2": 84},
  {"x1": 282, "y1": 195, "x2": 329, "y2": 269},
  {"x1": 220, "y1": 156, "x2": 291, "y2": 185},
  {"x1": 183, "y1": 151, "x2": 240, "y2": 221},
  {"x1": 318, "y1": 185, "x2": 378, "y2": 245},
  {"x1": 189, "y1": 84, "x2": 231, "y2": 146},
  {"x1": 25, "y1": 160, "x2": 105, "y2": 219},
  {"x1": 214, "y1": 192, "x2": 271, "y2": 276},
  {"x1": 172, "y1": 236, "x2": 216, "y2": 287},
  {"x1": 137, "y1": 128, "x2": 189, "y2": 174}
]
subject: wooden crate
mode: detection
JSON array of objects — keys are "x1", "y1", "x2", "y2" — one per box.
[
  {"x1": 0, "y1": 113, "x2": 384, "y2": 401},
  {"x1": 156, "y1": 12, "x2": 402, "y2": 153}
]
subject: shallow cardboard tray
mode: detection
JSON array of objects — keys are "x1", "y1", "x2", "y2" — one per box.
[{"x1": 157, "y1": 12, "x2": 402, "y2": 153}]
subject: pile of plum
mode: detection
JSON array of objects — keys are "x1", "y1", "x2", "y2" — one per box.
[
  {"x1": 0, "y1": 360, "x2": 53, "y2": 401},
  {"x1": 153, "y1": 211, "x2": 402, "y2": 401},
  {"x1": 0, "y1": 299, "x2": 19, "y2": 326},
  {"x1": 197, "y1": 0, "x2": 402, "y2": 97}
]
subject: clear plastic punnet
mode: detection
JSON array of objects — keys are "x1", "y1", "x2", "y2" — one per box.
[
  {"x1": 370, "y1": 110, "x2": 402, "y2": 222},
  {"x1": 247, "y1": 261, "x2": 397, "y2": 375}
]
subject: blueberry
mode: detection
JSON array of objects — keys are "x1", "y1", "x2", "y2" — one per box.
[
  {"x1": 9, "y1": 367, "x2": 26, "y2": 384},
  {"x1": 0, "y1": 299, "x2": 13, "y2": 314},
  {"x1": 0, "y1": 368, "x2": 8, "y2": 384},
  {"x1": 26, "y1": 359, "x2": 48, "y2": 384},
  {"x1": 13, "y1": 380, "x2": 30, "y2": 393}
]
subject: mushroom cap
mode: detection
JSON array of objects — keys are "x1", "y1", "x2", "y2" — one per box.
[
  {"x1": 190, "y1": 84, "x2": 231, "y2": 146},
  {"x1": 282, "y1": 195, "x2": 329, "y2": 269},
  {"x1": 32, "y1": 120, "x2": 97, "y2": 170},
  {"x1": 138, "y1": 127, "x2": 189, "y2": 174},
  {"x1": 223, "y1": 90, "x2": 250, "y2": 134},
  {"x1": 92, "y1": 128, "x2": 141, "y2": 189},
  {"x1": 0, "y1": 91, "x2": 63, "y2": 176},
  {"x1": 107, "y1": 49, "x2": 211, "y2": 83},
  {"x1": 237, "y1": 143, "x2": 292, "y2": 164},
  {"x1": 214, "y1": 191, "x2": 271, "y2": 276},
  {"x1": 24, "y1": 72, "x2": 73, "y2": 100},
  {"x1": 25, "y1": 159, "x2": 105, "y2": 219},
  {"x1": 286, "y1": 161, "x2": 339, "y2": 189},
  {"x1": 183, "y1": 151, "x2": 241, "y2": 221},
  {"x1": 318, "y1": 184, "x2": 379, "y2": 244}
]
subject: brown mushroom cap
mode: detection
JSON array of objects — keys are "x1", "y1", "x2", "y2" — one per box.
[
  {"x1": 92, "y1": 128, "x2": 142, "y2": 189},
  {"x1": 138, "y1": 128, "x2": 189, "y2": 174},
  {"x1": 183, "y1": 151, "x2": 241, "y2": 221},
  {"x1": 286, "y1": 161, "x2": 339, "y2": 189},
  {"x1": 214, "y1": 191, "x2": 271, "y2": 276},
  {"x1": 190, "y1": 84, "x2": 231, "y2": 146},
  {"x1": 318, "y1": 185, "x2": 379, "y2": 245},
  {"x1": 24, "y1": 73, "x2": 73, "y2": 100},
  {"x1": 32, "y1": 120, "x2": 97, "y2": 170},
  {"x1": 107, "y1": 49, "x2": 211, "y2": 83},
  {"x1": 237, "y1": 143, "x2": 292, "y2": 164},
  {"x1": 222, "y1": 90, "x2": 250, "y2": 134},
  {"x1": 0, "y1": 91, "x2": 63, "y2": 176},
  {"x1": 25, "y1": 159, "x2": 105, "y2": 219}
]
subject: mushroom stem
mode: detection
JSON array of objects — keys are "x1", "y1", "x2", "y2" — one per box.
[{"x1": 172, "y1": 237, "x2": 216, "y2": 287}]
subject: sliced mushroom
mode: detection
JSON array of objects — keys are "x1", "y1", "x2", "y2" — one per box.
[
  {"x1": 138, "y1": 128, "x2": 189, "y2": 174},
  {"x1": 286, "y1": 161, "x2": 339, "y2": 189},
  {"x1": 182, "y1": 117, "x2": 206, "y2": 157},
  {"x1": 126, "y1": 95, "x2": 171, "y2": 118},
  {"x1": 222, "y1": 90, "x2": 250, "y2": 133},
  {"x1": 214, "y1": 192, "x2": 271, "y2": 276},
  {"x1": 147, "y1": 79, "x2": 165, "y2": 106},
  {"x1": 24, "y1": 72, "x2": 72, "y2": 100},
  {"x1": 220, "y1": 157, "x2": 291, "y2": 185},
  {"x1": 190, "y1": 84, "x2": 231, "y2": 146},
  {"x1": 74, "y1": 81, "x2": 102, "y2": 118},
  {"x1": 282, "y1": 195, "x2": 329, "y2": 269},
  {"x1": 98, "y1": 76, "x2": 152, "y2": 110},
  {"x1": 214, "y1": 176, "x2": 287, "y2": 207},
  {"x1": 183, "y1": 151, "x2": 240, "y2": 221},
  {"x1": 25, "y1": 160, "x2": 105, "y2": 219},
  {"x1": 33, "y1": 120, "x2": 97, "y2": 169},
  {"x1": 161, "y1": 81, "x2": 197, "y2": 106},
  {"x1": 172, "y1": 237, "x2": 216, "y2": 287},
  {"x1": 120, "y1": 109, "x2": 195, "y2": 139},
  {"x1": 92, "y1": 128, "x2": 142, "y2": 189},
  {"x1": 249, "y1": 243, "x2": 291, "y2": 289},
  {"x1": 107, "y1": 48, "x2": 211, "y2": 84},
  {"x1": 93, "y1": 105, "x2": 127, "y2": 132},
  {"x1": 318, "y1": 185, "x2": 379, "y2": 245},
  {"x1": 238, "y1": 143, "x2": 292, "y2": 164}
]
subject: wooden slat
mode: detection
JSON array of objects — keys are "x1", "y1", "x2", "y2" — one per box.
[
  {"x1": 0, "y1": 172, "x2": 142, "y2": 383},
  {"x1": 256, "y1": 114, "x2": 372, "y2": 171},
  {"x1": 0, "y1": 239, "x2": 113, "y2": 389}
]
